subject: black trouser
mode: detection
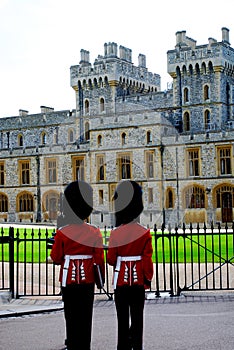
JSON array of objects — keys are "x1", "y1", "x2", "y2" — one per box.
[
  {"x1": 62, "y1": 283, "x2": 94, "y2": 350},
  {"x1": 114, "y1": 285, "x2": 145, "y2": 350}
]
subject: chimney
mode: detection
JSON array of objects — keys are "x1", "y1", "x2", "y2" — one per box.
[
  {"x1": 80, "y1": 49, "x2": 90, "y2": 65},
  {"x1": 222, "y1": 27, "x2": 230, "y2": 45},
  {"x1": 19, "y1": 109, "x2": 28, "y2": 117},
  {"x1": 104, "y1": 42, "x2": 118, "y2": 58},
  {"x1": 40, "y1": 106, "x2": 54, "y2": 113},
  {"x1": 138, "y1": 54, "x2": 146, "y2": 68}
]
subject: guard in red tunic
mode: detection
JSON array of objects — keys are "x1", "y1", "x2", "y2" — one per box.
[
  {"x1": 51, "y1": 180, "x2": 104, "y2": 350},
  {"x1": 107, "y1": 180, "x2": 153, "y2": 350}
]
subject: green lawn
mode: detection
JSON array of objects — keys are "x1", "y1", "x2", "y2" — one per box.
[{"x1": 1, "y1": 228, "x2": 234, "y2": 264}]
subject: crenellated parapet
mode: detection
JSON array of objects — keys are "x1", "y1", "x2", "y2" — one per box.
[{"x1": 70, "y1": 42, "x2": 161, "y2": 101}]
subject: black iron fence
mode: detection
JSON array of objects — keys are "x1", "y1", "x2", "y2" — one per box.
[{"x1": 0, "y1": 223, "x2": 234, "y2": 299}]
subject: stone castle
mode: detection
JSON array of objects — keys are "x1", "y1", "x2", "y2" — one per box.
[{"x1": 0, "y1": 27, "x2": 233, "y2": 227}]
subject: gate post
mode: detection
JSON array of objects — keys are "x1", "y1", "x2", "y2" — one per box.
[{"x1": 9, "y1": 226, "x2": 15, "y2": 298}]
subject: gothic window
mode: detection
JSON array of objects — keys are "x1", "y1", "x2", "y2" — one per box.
[
  {"x1": 18, "y1": 134, "x2": 23, "y2": 147},
  {"x1": 72, "y1": 156, "x2": 85, "y2": 181},
  {"x1": 104, "y1": 76, "x2": 108, "y2": 86},
  {"x1": 166, "y1": 188, "x2": 174, "y2": 209},
  {"x1": 146, "y1": 131, "x2": 152, "y2": 144},
  {"x1": 85, "y1": 100, "x2": 89, "y2": 114},
  {"x1": 183, "y1": 88, "x2": 189, "y2": 103},
  {"x1": 183, "y1": 112, "x2": 190, "y2": 131},
  {"x1": 204, "y1": 85, "x2": 210, "y2": 100},
  {"x1": 146, "y1": 151, "x2": 154, "y2": 178},
  {"x1": 195, "y1": 63, "x2": 200, "y2": 75},
  {"x1": 97, "y1": 135, "x2": 102, "y2": 146},
  {"x1": 189, "y1": 64, "x2": 193, "y2": 75},
  {"x1": 100, "y1": 98, "x2": 105, "y2": 112},
  {"x1": 121, "y1": 132, "x2": 126, "y2": 145},
  {"x1": 96, "y1": 155, "x2": 105, "y2": 181},
  {"x1": 217, "y1": 146, "x2": 232, "y2": 175},
  {"x1": 84, "y1": 122, "x2": 90, "y2": 141},
  {"x1": 215, "y1": 185, "x2": 234, "y2": 208},
  {"x1": 18, "y1": 192, "x2": 34, "y2": 212},
  {"x1": 204, "y1": 110, "x2": 211, "y2": 130},
  {"x1": 184, "y1": 186, "x2": 205, "y2": 209},
  {"x1": 46, "y1": 159, "x2": 57, "y2": 183},
  {"x1": 202, "y1": 62, "x2": 206, "y2": 74},
  {"x1": 208, "y1": 61, "x2": 213, "y2": 73},
  {"x1": 118, "y1": 154, "x2": 131, "y2": 180},
  {"x1": 68, "y1": 129, "x2": 74, "y2": 143},
  {"x1": 0, "y1": 193, "x2": 8, "y2": 212},
  {"x1": 187, "y1": 148, "x2": 200, "y2": 177},
  {"x1": 41, "y1": 132, "x2": 47, "y2": 145},
  {"x1": 19, "y1": 160, "x2": 30, "y2": 185},
  {"x1": 0, "y1": 162, "x2": 5, "y2": 186},
  {"x1": 99, "y1": 78, "x2": 103, "y2": 87}
]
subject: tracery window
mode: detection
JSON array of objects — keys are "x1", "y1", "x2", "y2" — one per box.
[{"x1": 185, "y1": 186, "x2": 205, "y2": 209}]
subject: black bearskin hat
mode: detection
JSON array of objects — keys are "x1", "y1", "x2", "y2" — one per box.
[
  {"x1": 113, "y1": 180, "x2": 143, "y2": 227},
  {"x1": 63, "y1": 180, "x2": 93, "y2": 223}
]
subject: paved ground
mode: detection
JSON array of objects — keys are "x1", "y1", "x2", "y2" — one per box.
[{"x1": 1, "y1": 291, "x2": 234, "y2": 349}]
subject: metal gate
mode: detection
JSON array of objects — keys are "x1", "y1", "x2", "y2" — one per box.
[{"x1": 1, "y1": 223, "x2": 234, "y2": 299}]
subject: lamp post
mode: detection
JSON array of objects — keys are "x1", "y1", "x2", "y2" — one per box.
[
  {"x1": 160, "y1": 142, "x2": 165, "y2": 228},
  {"x1": 36, "y1": 155, "x2": 42, "y2": 222}
]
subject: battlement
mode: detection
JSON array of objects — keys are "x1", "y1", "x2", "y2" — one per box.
[
  {"x1": 167, "y1": 27, "x2": 234, "y2": 77},
  {"x1": 70, "y1": 42, "x2": 161, "y2": 92}
]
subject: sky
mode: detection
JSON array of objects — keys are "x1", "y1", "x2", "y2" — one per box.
[{"x1": 0, "y1": 0, "x2": 233, "y2": 118}]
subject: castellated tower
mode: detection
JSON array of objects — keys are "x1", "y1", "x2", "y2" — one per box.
[
  {"x1": 167, "y1": 27, "x2": 234, "y2": 133},
  {"x1": 70, "y1": 43, "x2": 161, "y2": 142}
]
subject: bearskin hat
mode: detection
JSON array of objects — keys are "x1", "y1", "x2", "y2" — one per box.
[
  {"x1": 113, "y1": 180, "x2": 143, "y2": 227},
  {"x1": 63, "y1": 180, "x2": 93, "y2": 223}
]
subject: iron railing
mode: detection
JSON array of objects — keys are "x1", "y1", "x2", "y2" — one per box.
[{"x1": 0, "y1": 223, "x2": 234, "y2": 299}]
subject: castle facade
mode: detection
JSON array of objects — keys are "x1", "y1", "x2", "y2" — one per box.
[{"x1": 0, "y1": 27, "x2": 233, "y2": 227}]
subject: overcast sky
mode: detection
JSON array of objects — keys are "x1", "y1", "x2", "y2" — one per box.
[{"x1": 0, "y1": 0, "x2": 233, "y2": 118}]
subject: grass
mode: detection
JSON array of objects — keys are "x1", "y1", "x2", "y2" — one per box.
[{"x1": 1, "y1": 227, "x2": 234, "y2": 264}]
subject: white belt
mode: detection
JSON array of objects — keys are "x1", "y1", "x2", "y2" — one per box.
[
  {"x1": 62, "y1": 254, "x2": 92, "y2": 287},
  {"x1": 113, "y1": 255, "x2": 141, "y2": 289}
]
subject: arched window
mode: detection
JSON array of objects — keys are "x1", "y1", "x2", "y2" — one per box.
[
  {"x1": 166, "y1": 189, "x2": 174, "y2": 209},
  {"x1": 183, "y1": 112, "x2": 190, "y2": 131},
  {"x1": 97, "y1": 135, "x2": 102, "y2": 146},
  {"x1": 204, "y1": 85, "x2": 210, "y2": 100},
  {"x1": 68, "y1": 129, "x2": 74, "y2": 143},
  {"x1": 208, "y1": 61, "x2": 213, "y2": 73},
  {"x1": 202, "y1": 62, "x2": 206, "y2": 74},
  {"x1": 84, "y1": 122, "x2": 90, "y2": 141},
  {"x1": 18, "y1": 193, "x2": 34, "y2": 212},
  {"x1": 121, "y1": 132, "x2": 126, "y2": 145},
  {"x1": 41, "y1": 132, "x2": 47, "y2": 145},
  {"x1": 100, "y1": 98, "x2": 105, "y2": 112},
  {"x1": 85, "y1": 99, "x2": 89, "y2": 114},
  {"x1": 204, "y1": 110, "x2": 211, "y2": 129},
  {"x1": 189, "y1": 64, "x2": 193, "y2": 75},
  {"x1": 0, "y1": 193, "x2": 8, "y2": 212},
  {"x1": 146, "y1": 131, "x2": 152, "y2": 144},
  {"x1": 184, "y1": 186, "x2": 205, "y2": 209},
  {"x1": 18, "y1": 134, "x2": 23, "y2": 147},
  {"x1": 182, "y1": 65, "x2": 187, "y2": 75},
  {"x1": 195, "y1": 63, "x2": 200, "y2": 75},
  {"x1": 184, "y1": 88, "x2": 189, "y2": 103}
]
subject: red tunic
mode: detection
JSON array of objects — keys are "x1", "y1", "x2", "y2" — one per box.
[
  {"x1": 50, "y1": 223, "x2": 104, "y2": 286},
  {"x1": 107, "y1": 222, "x2": 153, "y2": 289}
]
